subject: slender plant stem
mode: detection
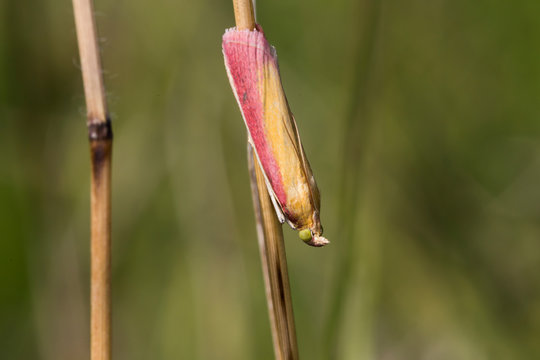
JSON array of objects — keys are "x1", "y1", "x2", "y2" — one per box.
[
  {"x1": 232, "y1": 0, "x2": 256, "y2": 31},
  {"x1": 229, "y1": 1, "x2": 299, "y2": 357},
  {"x1": 248, "y1": 145, "x2": 299, "y2": 360},
  {"x1": 72, "y1": 0, "x2": 113, "y2": 359}
]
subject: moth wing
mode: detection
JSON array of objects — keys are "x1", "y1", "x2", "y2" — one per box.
[
  {"x1": 264, "y1": 65, "x2": 321, "y2": 211},
  {"x1": 288, "y1": 113, "x2": 321, "y2": 210}
]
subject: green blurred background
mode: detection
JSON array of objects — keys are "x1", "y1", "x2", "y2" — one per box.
[{"x1": 2, "y1": 0, "x2": 540, "y2": 359}]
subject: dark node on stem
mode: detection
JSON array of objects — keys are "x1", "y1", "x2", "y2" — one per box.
[
  {"x1": 88, "y1": 117, "x2": 113, "y2": 141},
  {"x1": 89, "y1": 116, "x2": 112, "y2": 183},
  {"x1": 88, "y1": 117, "x2": 112, "y2": 183},
  {"x1": 90, "y1": 140, "x2": 111, "y2": 183}
]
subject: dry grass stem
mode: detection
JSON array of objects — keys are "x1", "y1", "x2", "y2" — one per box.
[
  {"x1": 248, "y1": 145, "x2": 299, "y2": 360},
  {"x1": 232, "y1": 0, "x2": 256, "y2": 30},
  {"x1": 72, "y1": 0, "x2": 112, "y2": 359},
  {"x1": 231, "y1": 0, "x2": 299, "y2": 357}
]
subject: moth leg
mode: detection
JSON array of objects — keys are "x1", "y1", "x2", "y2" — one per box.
[
  {"x1": 247, "y1": 140, "x2": 287, "y2": 224},
  {"x1": 266, "y1": 181, "x2": 286, "y2": 224}
]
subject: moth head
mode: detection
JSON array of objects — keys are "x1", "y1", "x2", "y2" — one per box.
[{"x1": 298, "y1": 228, "x2": 329, "y2": 247}]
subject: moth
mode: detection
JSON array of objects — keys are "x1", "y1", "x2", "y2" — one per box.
[{"x1": 223, "y1": 26, "x2": 328, "y2": 247}]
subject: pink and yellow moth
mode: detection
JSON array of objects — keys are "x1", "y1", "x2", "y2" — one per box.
[{"x1": 222, "y1": 26, "x2": 329, "y2": 247}]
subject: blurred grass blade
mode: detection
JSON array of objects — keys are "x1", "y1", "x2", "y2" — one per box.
[{"x1": 322, "y1": 0, "x2": 381, "y2": 358}]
